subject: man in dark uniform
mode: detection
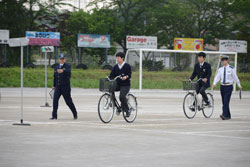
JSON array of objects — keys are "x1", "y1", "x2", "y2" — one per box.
[
  {"x1": 109, "y1": 52, "x2": 132, "y2": 117},
  {"x1": 189, "y1": 52, "x2": 212, "y2": 106},
  {"x1": 50, "y1": 53, "x2": 78, "y2": 120}
]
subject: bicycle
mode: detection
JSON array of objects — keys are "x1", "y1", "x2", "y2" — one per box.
[
  {"x1": 182, "y1": 79, "x2": 214, "y2": 119},
  {"x1": 98, "y1": 76, "x2": 138, "y2": 123}
]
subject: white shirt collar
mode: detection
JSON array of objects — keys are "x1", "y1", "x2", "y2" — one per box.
[
  {"x1": 59, "y1": 63, "x2": 64, "y2": 67},
  {"x1": 118, "y1": 62, "x2": 125, "y2": 69},
  {"x1": 200, "y1": 61, "x2": 204, "y2": 66}
]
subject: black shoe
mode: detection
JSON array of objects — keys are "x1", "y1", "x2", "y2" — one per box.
[
  {"x1": 50, "y1": 117, "x2": 57, "y2": 120},
  {"x1": 220, "y1": 115, "x2": 225, "y2": 120},
  {"x1": 74, "y1": 116, "x2": 78, "y2": 120},
  {"x1": 205, "y1": 101, "x2": 212, "y2": 107},
  {"x1": 220, "y1": 115, "x2": 230, "y2": 120},
  {"x1": 126, "y1": 110, "x2": 131, "y2": 118},
  {"x1": 116, "y1": 109, "x2": 121, "y2": 116},
  {"x1": 189, "y1": 106, "x2": 195, "y2": 112}
]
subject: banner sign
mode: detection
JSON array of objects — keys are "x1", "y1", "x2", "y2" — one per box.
[
  {"x1": 174, "y1": 38, "x2": 203, "y2": 51},
  {"x1": 126, "y1": 36, "x2": 157, "y2": 49},
  {"x1": 77, "y1": 34, "x2": 110, "y2": 48},
  {"x1": 26, "y1": 31, "x2": 60, "y2": 46},
  {"x1": 9, "y1": 37, "x2": 29, "y2": 47},
  {"x1": 0, "y1": 29, "x2": 9, "y2": 44},
  {"x1": 219, "y1": 40, "x2": 247, "y2": 53}
]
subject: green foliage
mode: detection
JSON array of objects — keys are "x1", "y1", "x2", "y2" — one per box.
[
  {"x1": 0, "y1": 0, "x2": 250, "y2": 69},
  {"x1": 135, "y1": 60, "x2": 164, "y2": 71},
  {"x1": 1, "y1": 68, "x2": 250, "y2": 90}
]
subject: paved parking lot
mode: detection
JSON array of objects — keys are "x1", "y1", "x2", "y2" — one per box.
[{"x1": 0, "y1": 88, "x2": 250, "y2": 167}]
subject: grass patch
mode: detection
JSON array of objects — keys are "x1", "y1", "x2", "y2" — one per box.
[{"x1": 0, "y1": 67, "x2": 250, "y2": 90}]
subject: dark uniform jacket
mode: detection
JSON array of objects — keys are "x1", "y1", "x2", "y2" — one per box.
[
  {"x1": 53, "y1": 63, "x2": 71, "y2": 87},
  {"x1": 190, "y1": 62, "x2": 212, "y2": 87},
  {"x1": 109, "y1": 63, "x2": 132, "y2": 86}
]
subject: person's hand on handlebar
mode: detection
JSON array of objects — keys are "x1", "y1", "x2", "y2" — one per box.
[
  {"x1": 202, "y1": 78, "x2": 208, "y2": 83},
  {"x1": 122, "y1": 75, "x2": 128, "y2": 80},
  {"x1": 212, "y1": 84, "x2": 215, "y2": 90}
]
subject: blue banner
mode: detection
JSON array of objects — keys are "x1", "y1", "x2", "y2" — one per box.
[{"x1": 26, "y1": 31, "x2": 60, "y2": 46}]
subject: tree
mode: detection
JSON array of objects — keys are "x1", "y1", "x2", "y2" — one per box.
[
  {"x1": 150, "y1": 0, "x2": 234, "y2": 48},
  {"x1": 230, "y1": 0, "x2": 250, "y2": 71},
  {"x1": 89, "y1": 0, "x2": 162, "y2": 53}
]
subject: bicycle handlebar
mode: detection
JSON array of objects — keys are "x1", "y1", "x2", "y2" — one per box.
[
  {"x1": 107, "y1": 75, "x2": 121, "y2": 81},
  {"x1": 189, "y1": 78, "x2": 202, "y2": 83}
]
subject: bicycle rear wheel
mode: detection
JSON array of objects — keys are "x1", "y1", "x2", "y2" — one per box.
[
  {"x1": 202, "y1": 93, "x2": 214, "y2": 118},
  {"x1": 183, "y1": 92, "x2": 197, "y2": 119},
  {"x1": 98, "y1": 93, "x2": 114, "y2": 123},
  {"x1": 123, "y1": 94, "x2": 137, "y2": 123}
]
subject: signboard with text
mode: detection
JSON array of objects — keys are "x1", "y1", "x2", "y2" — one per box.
[
  {"x1": 126, "y1": 35, "x2": 157, "y2": 49},
  {"x1": 0, "y1": 29, "x2": 9, "y2": 44},
  {"x1": 174, "y1": 38, "x2": 203, "y2": 51},
  {"x1": 77, "y1": 34, "x2": 110, "y2": 48},
  {"x1": 26, "y1": 31, "x2": 60, "y2": 46},
  {"x1": 219, "y1": 40, "x2": 247, "y2": 53},
  {"x1": 9, "y1": 37, "x2": 29, "y2": 47}
]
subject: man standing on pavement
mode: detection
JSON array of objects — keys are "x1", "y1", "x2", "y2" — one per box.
[
  {"x1": 50, "y1": 53, "x2": 78, "y2": 120},
  {"x1": 212, "y1": 56, "x2": 242, "y2": 120}
]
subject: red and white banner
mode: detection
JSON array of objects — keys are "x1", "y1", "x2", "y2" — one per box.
[{"x1": 126, "y1": 35, "x2": 157, "y2": 49}]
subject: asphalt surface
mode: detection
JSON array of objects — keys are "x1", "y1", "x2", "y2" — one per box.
[{"x1": 0, "y1": 88, "x2": 250, "y2": 167}]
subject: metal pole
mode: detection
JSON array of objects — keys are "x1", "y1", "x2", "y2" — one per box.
[
  {"x1": 174, "y1": 52, "x2": 176, "y2": 67},
  {"x1": 234, "y1": 53, "x2": 237, "y2": 92},
  {"x1": 4, "y1": 44, "x2": 6, "y2": 63},
  {"x1": 26, "y1": 45, "x2": 29, "y2": 64},
  {"x1": 78, "y1": 47, "x2": 81, "y2": 65},
  {"x1": 105, "y1": 48, "x2": 108, "y2": 64},
  {"x1": 55, "y1": 46, "x2": 57, "y2": 63},
  {"x1": 21, "y1": 46, "x2": 23, "y2": 123},
  {"x1": 0, "y1": 45, "x2": 1, "y2": 63},
  {"x1": 139, "y1": 49, "x2": 143, "y2": 91},
  {"x1": 45, "y1": 52, "x2": 48, "y2": 106},
  {"x1": 13, "y1": 45, "x2": 30, "y2": 126},
  {"x1": 41, "y1": 51, "x2": 50, "y2": 107}
]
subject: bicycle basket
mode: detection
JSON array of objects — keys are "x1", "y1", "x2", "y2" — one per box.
[
  {"x1": 182, "y1": 81, "x2": 198, "y2": 90},
  {"x1": 99, "y1": 78, "x2": 117, "y2": 93}
]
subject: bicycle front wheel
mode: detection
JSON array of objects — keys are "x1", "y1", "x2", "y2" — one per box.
[
  {"x1": 202, "y1": 93, "x2": 214, "y2": 118},
  {"x1": 98, "y1": 93, "x2": 114, "y2": 123},
  {"x1": 183, "y1": 92, "x2": 197, "y2": 119},
  {"x1": 123, "y1": 94, "x2": 138, "y2": 123}
]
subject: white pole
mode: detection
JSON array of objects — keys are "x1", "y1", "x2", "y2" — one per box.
[
  {"x1": 45, "y1": 52, "x2": 48, "y2": 106},
  {"x1": 139, "y1": 49, "x2": 143, "y2": 91},
  {"x1": 234, "y1": 52, "x2": 238, "y2": 92},
  {"x1": 20, "y1": 45, "x2": 24, "y2": 123}
]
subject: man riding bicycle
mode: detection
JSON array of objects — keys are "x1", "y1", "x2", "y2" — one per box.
[
  {"x1": 189, "y1": 52, "x2": 212, "y2": 109},
  {"x1": 109, "y1": 52, "x2": 132, "y2": 117}
]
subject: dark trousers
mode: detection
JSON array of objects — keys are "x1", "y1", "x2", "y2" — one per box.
[
  {"x1": 115, "y1": 85, "x2": 130, "y2": 112},
  {"x1": 196, "y1": 84, "x2": 209, "y2": 103},
  {"x1": 220, "y1": 85, "x2": 233, "y2": 119},
  {"x1": 52, "y1": 85, "x2": 77, "y2": 118}
]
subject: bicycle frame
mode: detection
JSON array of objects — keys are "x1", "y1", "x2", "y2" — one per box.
[
  {"x1": 111, "y1": 92, "x2": 122, "y2": 110},
  {"x1": 186, "y1": 78, "x2": 206, "y2": 110}
]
